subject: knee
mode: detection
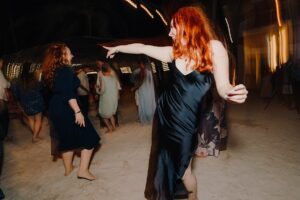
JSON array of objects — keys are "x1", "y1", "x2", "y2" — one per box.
[{"x1": 182, "y1": 167, "x2": 192, "y2": 181}]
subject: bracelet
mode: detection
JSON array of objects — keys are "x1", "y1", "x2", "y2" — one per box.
[{"x1": 75, "y1": 110, "x2": 81, "y2": 114}]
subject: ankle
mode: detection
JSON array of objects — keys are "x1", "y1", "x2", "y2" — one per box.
[{"x1": 64, "y1": 166, "x2": 74, "y2": 176}]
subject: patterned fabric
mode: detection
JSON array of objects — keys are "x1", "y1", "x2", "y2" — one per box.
[{"x1": 196, "y1": 85, "x2": 228, "y2": 157}]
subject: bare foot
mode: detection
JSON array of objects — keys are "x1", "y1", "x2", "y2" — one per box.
[
  {"x1": 77, "y1": 170, "x2": 96, "y2": 181},
  {"x1": 64, "y1": 165, "x2": 76, "y2": 176},
  {"x1": 37, "y1": 136, "x2": 43, "y2": 140},
  {"x1": 105, "y1": 128, "x2": 112, "y2": 133},
  {"x1": 32, "y1": 137, "x2": 40, "y2": 143}
]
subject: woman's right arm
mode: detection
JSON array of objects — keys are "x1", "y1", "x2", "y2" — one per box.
[
  {"x1": 102, "y1": 43, "x2": 173, "y2": 63},
  {"x1": 58, "y1": 68, "x2": 85, "y2": 127},
  {"x1": 69, "y1": 99, "x2": 85, "y2": 127}
]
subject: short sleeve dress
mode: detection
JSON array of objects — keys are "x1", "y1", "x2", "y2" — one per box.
[
  {"x1": 49, "y1": 66, "x2": 100, "y2": 151},
  {"x1": 144, "y1": 61, "x2": 212, "y2": 200}
]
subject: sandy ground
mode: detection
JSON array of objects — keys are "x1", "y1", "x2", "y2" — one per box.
[{"x1": 1, "y1": 92, "x2": 300, "y2": 200}]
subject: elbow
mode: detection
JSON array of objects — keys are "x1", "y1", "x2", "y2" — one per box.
[{"x1": 66, "y1": 96, "x2": 76, "y2": 103}]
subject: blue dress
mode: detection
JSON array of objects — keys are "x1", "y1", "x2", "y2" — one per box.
[
  {"x1": 136, "y1": 68, "x2": 156, "y2": 124},
  {"x1": 144, "y1": 61, "x2": 212, "y2": 200},
  {"x1": 49, "y1": 66, "x2": 100, "y2": 151},
  {"x1": 12, "y1": 81, "x2": 45, "y2": 116}
]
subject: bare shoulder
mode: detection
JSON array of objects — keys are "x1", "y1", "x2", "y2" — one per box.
[
  {"x1": 209, "y1": 40, "x2": 229, "y2": 71},
  {"x1": 209, "y1": 40, "x2": 227, "y2": 56}
]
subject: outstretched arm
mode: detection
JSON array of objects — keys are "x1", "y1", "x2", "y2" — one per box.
[
  {"x1": 211, "y1": 40, "x2": 248, "y2": 103},
  {"x1": 102, "y1": 43, "x2": 173, "y2": 63}
]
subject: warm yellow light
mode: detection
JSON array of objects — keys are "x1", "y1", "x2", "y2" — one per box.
[
  {"x1": 275, "y1": 0, "x2": 282, "y2": 27},
  {"x1": 140, "y1": 4, "x2": 154, "y2": 19},
  {"x1": 155, "y1": 9, "x2": 168, "y2": 26},
  {"x1": 279, "y1": 25, "x2": 289, "y2": 64},
  {"x1": 267, "y1": 34, "x2": 278, "y2": 73},
  {"x1": 125, "y1": 0, "x2": 137, "y2": 9}
]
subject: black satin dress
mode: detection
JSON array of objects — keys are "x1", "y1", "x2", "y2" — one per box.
[{"x1": 145, "y1": 61, "x2": 212, "y2": 200}]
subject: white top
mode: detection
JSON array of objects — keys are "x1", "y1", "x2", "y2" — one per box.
[
  {"x1": 95, "y1": 69, "x2": 121, "y2": 94},
  {"x1": 0, "y1": 70, "x2": 10, "y2": 101}
]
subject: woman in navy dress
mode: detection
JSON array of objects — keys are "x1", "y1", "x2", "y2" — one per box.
[
  {"x1": 12, "y1": 63, "x2": 45, "y2": 143},
  {"x1": 104, "y1": 6, "x2": 248, "y2": 200},
  {"x1": 42, "y1": 43, "x2": 100, "y2": 180}
]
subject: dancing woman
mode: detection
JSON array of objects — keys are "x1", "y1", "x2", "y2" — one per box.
[
  {"x1": 42, "y1": 43, "x2": 100, "y2": 180},
  {"x1": 103, "y1": 6, "x2": 247, "y2": 200}
]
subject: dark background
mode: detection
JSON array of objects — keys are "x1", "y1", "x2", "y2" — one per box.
[
  {"x1": 1, "y1": 0, "x2": 298, "y2": 60},
  {"x1": 0, "y1": 0, "x2": 231, "y2": 57}
]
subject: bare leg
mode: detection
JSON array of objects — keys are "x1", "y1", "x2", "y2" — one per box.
[
  {"x1": 33, "y1": 112, "x2": 43, "y2": 140},
  {"x1": 110, "y1": 116, "x2": 116, "y2": 130},
  {"x1": 26, "y1": 115, "x2": 38, "y2": 142},
  {"x1": 62, "y1": 151, "x2": 75, "y2": 176},
  {"x1": 182, "y1": 160, "x2": 198, "y2": 200},
  {"x1": 27, "y1": 115, "x2": 34, "y2": 133},
  {"x1": 77, "y1": 149, "x2": 96, "y2": 180},
  {"x1": 103, "y1": 118, "x2": 112, "y2": 133}
]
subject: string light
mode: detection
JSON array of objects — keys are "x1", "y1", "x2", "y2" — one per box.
[
  {"x1": 275, "y1": 0, "x2": 282, "y2": 27},
  {"x1": 140, "y1": 4, "x2": 154, "y2": 19},
  {"x1": 123, "y1": 1, "x2": 167, "y2": 26},
  {"x1": 125, "y1": 0, "x2": 137, "y2": 9},
  {"x1": 155, "y1": 9, "x2": 168, "y2": 26},
  {"x1": 225, "y1": 17, "x2": 233, "y2": 43}
]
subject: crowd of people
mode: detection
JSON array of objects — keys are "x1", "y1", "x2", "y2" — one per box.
[
  {"x1": 0, "y1": 45, "x2": 158, "y2": 183},
  {"x1": 11, "y1": 4, "x2": 300, "y2": 200}
]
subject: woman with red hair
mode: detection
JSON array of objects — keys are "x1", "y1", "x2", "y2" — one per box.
[
  {"x1": 104, "y1": 6, "x2": 247, "y2": 200},
  {"x1": 42, "y1": 43, "x2": 100, "y2": 181}
]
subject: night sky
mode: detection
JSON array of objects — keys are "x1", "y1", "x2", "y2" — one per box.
[
  {"x1": 1, "y1": 0, "x2": 230, "y2": 58},
  {"x1": 0, "y1": 0, "x2": 170, "y2": 55}
]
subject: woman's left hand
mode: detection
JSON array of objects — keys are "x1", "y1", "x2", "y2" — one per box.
[
  {"x1": 75, "y1": 112, "x2": 85, "y2": 127},
  {"x1": 226, "y1": 84, "x2": 248, "y2": 103}
]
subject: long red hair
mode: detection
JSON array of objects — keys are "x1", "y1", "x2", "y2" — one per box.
[
  {"x1": 172, "y1": 6, "x2": 217, "y2": 72},
  {"x1": 42, "y1": 43, "x2": 71, "y2": 88}
]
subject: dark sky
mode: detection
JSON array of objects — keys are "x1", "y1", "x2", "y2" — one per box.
[
  {"x1": 0, "y1": 0, "x2": 169, "y2": 55},
  {"x1": 1, "y1": 0, "x2": 237, "y2": 57}
]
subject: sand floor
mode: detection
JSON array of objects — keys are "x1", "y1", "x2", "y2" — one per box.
[{"x1": 1, "y1": 93, "x2": 300, "y2": 200}]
